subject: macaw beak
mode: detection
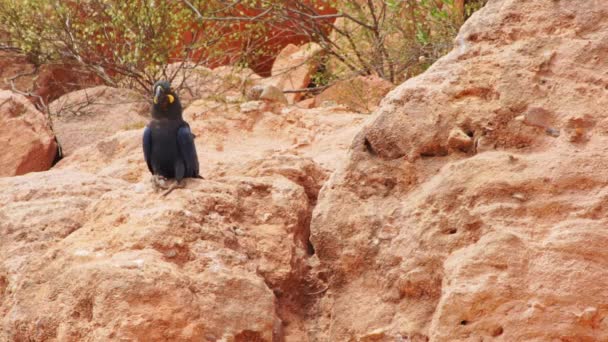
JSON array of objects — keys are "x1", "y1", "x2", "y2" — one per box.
[{"x1": 154, "y1": 86, "x2": 163, "y2": 105}]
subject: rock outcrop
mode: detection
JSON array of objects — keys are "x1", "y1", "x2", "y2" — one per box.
[
  {"x1": 4, "y1": 0, "x2": 608, "y2": 340},
  {"x1": 0, "y1": 91, "x2": 58, "y2": 176},
  {"x1": 1, "y1": 93, "x2": 366, "y2": 340},
  {"x1": 0, "y1": 51, "x2": 102, "y2": 104},
  {"x1": 269, "y1": 43, "x2": 323, "y2": 104},
  {"x1": 0, "y1": 169, "x2": 282, "y2": 341},
  {"x1": 310, "y1": 0, "x2": 608, "y2": 340},
  {"x1": 167, "y1": 64, "x2": 262, "y2": 107},
  {"x1": 49, "y1": 86, "x2": 148, "y2": 157},
  {"x1": 315, "y1": 75, "x2": 394, "y2": 113}
]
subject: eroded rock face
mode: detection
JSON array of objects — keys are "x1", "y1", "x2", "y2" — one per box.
[
  {"x1": 310, "y1": 0, "x2": 608, "y2": 340},
  {"x1": 4, "y1": 0, "x2": 608, "y2": 340},
  {"x1": 167, "y1": 64, "x2": 262, "y2": 106},
  {"x1": 1, "y1": 94, "x2": 367, "y2": 341},
  {"x1": 0, "y1": 171, "x2": 289, "y2": 341},
  {"x1": 269, "y1": 43, "x2": 323, "y2": 104},
  {"x1": 49, "y1": 86, "x2": 149, "y2": 157},
  {"x1": 0, "y1": 52, "x2": 102, "y2": 105},
  {"x1": 45, "y1": 64, "x2": 260, "y2": 153},
  {"x1": 314, "y1": 75, "x2": 394, "y2": 113},
  {"x1": 0, "y1": 91, "x2": 58, "y2": 176}
]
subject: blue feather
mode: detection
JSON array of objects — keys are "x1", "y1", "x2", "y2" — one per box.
[
  {"x1": 142, "y1": 126, "x2": 153, "y2": 174},
  {"x1": 176, "y1": 124, "x2": 199, "y2": 178}
]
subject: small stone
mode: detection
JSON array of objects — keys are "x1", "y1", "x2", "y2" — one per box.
[
  {"x1": 512, "y1": 193, "x2": 527, "y2": 202},
  {"x1": 133, "y1": 183, "x2": 145, "y2": 194},
  {"x1": 545, "y1": 127, "x2": 560, "y2": 137},
  {"x1": 448, "y1": 128, "x2": 473, "y2": 151},
  {"x1": 260, "y1": 85, "x2": 288, "y2": 105},
  {"x1": 246, "y1": 85, "x2": 264, "y2": 100},
  {"x1": 578, "y1": 307, "x2": 598, "y2": 322},
  {"x1": 522, "y1": 107, "x2": 554, "y2": 129},
  {"x1": 240, "y1": 101, "x2": 262, "y2": 113}
]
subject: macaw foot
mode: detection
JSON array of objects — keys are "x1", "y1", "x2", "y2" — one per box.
[
  {"x1": 151, "y1": 175, "x2": 169, "y2": 191},
  {"x1": 161, "y1": 180, "x2": 186, "y2": 197}
]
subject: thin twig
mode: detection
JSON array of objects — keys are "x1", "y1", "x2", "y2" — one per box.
[
  {"x1": 282, "y1": 85, "x2": 331, "y2": 94},
  {"x1": 183, "y1": 0, "x2": 273, "y2": 22}
]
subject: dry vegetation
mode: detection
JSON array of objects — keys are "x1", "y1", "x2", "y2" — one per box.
[{"x1": 0, "y1": 0, "x2": 487, "y2": 94}]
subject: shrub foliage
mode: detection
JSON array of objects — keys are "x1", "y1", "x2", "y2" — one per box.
[{"x1": 0, "y1": 0, "x2": 487, "y2": 93}]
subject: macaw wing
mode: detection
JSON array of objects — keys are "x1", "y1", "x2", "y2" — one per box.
[
  {"x1": 177, "y1": 124, "x2": 200, "y2": 177},
  {"x1": 142, "y1": 125, "x2": 153, "y2": 174}
]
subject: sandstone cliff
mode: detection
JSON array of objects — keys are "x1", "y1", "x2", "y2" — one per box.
[
  {"x1": 2, "y1": 0, "x2": 608, "y2": 341},
  {"x1": 0, "y1": 96, "x2": 366, "y2": 340},
  {"x1": 311, "y1": 0, "x2": 608, "y2": 340}
]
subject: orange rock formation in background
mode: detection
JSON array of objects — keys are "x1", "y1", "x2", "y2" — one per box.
[
  {"x1": 180, "y1": 0, "x2": 337, "y2": 76},
  {"x1": 0, "y1": 91, "x2": 57, "y2": 176}
]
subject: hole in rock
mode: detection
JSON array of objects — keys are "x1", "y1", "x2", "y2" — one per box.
[
  {"x1": 364, "y1": 137, "x2": 376, "y2": 156},
  {"x1": 307, "y1": 240, "x2": 316, "y2": 255},
  {"x1": 492, "y1": 326, "x2": 504, "y2": 336},
  {"x1": 52, "y1": 139, "x2": 64, "y2": 166}
]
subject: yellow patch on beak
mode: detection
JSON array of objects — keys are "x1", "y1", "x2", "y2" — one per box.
[
  {"x1": 153, "y1": 96, "x2": 158, "y2": 104},
  {"x1": 167, "y1": 94, "x2": 175, "y2": 104}
]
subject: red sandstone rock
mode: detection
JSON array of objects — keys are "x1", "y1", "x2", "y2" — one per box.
[
  {"x1": 269, "y1": 43, "x2": 323, "y2": 104},
  {"x1": 315, "y1": 75, "x2": 394, "y2": 113},
  {"x1": 4, "y1": 0, "x2": 608, "y2": 340},
  {"x1": 34, "y1": 64, "x2": 103, "y2": 104},
  {"x1": 0, "y1": 171, "x2": 279, "y2": 341},
  {"x1": 0, "y1": 52, "x2": 102, "y2": 105},
  {"x1": 0, "y1": 91, "x2": 57, "y2": 176},
  {"x1": 49, "y1": 86, "x2": 148, "y2": 157},
  {"x1": 0, "y1": 94, "x2": 365, "y2": 340},
  {"x1": 309, "y1": 0, "x2": 608, "y2": 340},
  {"x1": 191, "y1": 1, "x2": 336, "y2": 76},
  {"x1": 0, "y1": 52, "x2": 36, "y2": 95}
]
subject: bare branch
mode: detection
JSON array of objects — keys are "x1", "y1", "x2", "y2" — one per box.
[
  {"x1": 282, "y1": 85, "x2": 330, "y2": 94},
  {"x1": 183, "y1": 1, "x2": 273, "y2": 22}
]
